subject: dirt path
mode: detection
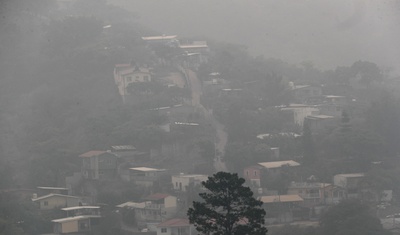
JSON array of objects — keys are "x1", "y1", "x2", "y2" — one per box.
[{"x1": 185, "y1": 69, "x2": 228, "y2": 172}]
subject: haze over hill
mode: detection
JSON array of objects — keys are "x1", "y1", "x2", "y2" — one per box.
[{"x1": 110, "y1": 0, "x2": 400, "y2": 74}]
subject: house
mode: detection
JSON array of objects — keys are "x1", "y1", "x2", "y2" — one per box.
[
  {"x1": 61, "y1": 206, "x2": 101, "y2": 218},
  {"x1": 290, "y1": 84, "x2": 322, "y2": 103},
  {"x1": 304, "y1": 115, "x2": 335, "y2": 133},
  {"x1": 129, "y1": 167, "x2": 167, "y2": 187},
  {"x1": 333, "y1": 173, "x2": 365, "y2": 198},
  {"x1": 259, "y1": 195, "x2": 304, "y2": 224},
  {"x1": 117, "y1": 194, "x2": 177, "y2": 225},
  {"x1": 287, "y1": 182, "x2": 339, "y2": 207},
  {"x1": 257, "y1": 160, "x2": 300, "y2": 179},
  {"x1": 157, "y1": 218, "x2": 193, "y2": 235},
  {"x1": 280, "y1": 104, "x2": 320, "y2": 127},
  {"x1": 32, "y1": 194, "x2": 82, "y2": 210},
  {"x1": 52, "y1": 216, "x2": 96, "y2": 234},
  {"x1": 171, "y1": 174, "x2": 208, "y2": 192},
  {"x1": 114, "y1": 64, "x2": 152, "y2": 103},
  {"x1": 243, "y1": 165, "x2": 264, "y2": 187},
  {"x1": 79, "y1": 151, "x2": 118, "y2": 180}
]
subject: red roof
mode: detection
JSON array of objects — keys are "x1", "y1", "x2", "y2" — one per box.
[
  {"x1": 144, "y1": 193, "x2": 171, "y2": 201},
  {"x1": 79, "y1": 151, "x2": 107, "y2": 158},
  {"x1": 157, "y1": 218, "x2": 190, "y2": 227}
]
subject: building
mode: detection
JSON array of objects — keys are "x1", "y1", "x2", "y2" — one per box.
[
  {"x1": 114, "y1": 64, "x2": 152, "y2": 103},
  {"x1": 142, "y1": 35, "x2": 179, "y2": 45},
  {"x1": 79, "y1": 151, "x2": 118, "y2": 180},
  {"x1": 52, "y1": 215, "x2": 100, "y2": 234},
  {"x1": 243, "y1": 165, "x2": 264, "y2": 187},
  {"x1": 257, "y1": 160, "x2": 300, "y2": 178},
  {"x1": 171, "y1": 174, "x2": 208, "y2": 192},
  {"x1": 259, "y1": 195, "x2": 304, "y2": 224},
  {"x1": 129, "y1": 167, "x2": 167, "y2": 187},
  {"x1": 287, "y1": 182, "x2": 331, "y2": 207},
  {"x1": 304, "y1": 115, "x2": 335, "y2": 133},
  {"x1": 157, "y1": 218, "x2": 193, "y2": 235},
  {"x1": 333, "y1": 173, "x2": 365, "y2": 198},
  {"x1": 32, "y1": 194, "x2": 82, "y2": 210},
  {"x1": 291, "y1": 84, "x2": 322, "y2": 103},
  {"x1": 117, "y1": 194, "x2": 178, "y2": 225},
  {"x1": 280, "y1": 104, "x2": 320, "y2": 127}
]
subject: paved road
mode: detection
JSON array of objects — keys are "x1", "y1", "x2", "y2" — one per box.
[{"x1": 185, "y1": 69, "x2": 228, "y2": 172}]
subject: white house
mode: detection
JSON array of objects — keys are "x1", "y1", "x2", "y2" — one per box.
[{"x1": 171, "y1": 174, "x2": 208, "y2": 192}]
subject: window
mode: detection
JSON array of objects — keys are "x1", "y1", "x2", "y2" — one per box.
[
  {"x1": 161, "y1": 228, "x2": 167, "y2": 233},
  {"x1": 246, "y1": 171, "x2": 249, "y2": 176},
  {"x1": 254, "y1": 171, "x2": 257, "y2": 176},
  {"x1": 43, "y1": 201, "x2": 48, "y2": 206}
]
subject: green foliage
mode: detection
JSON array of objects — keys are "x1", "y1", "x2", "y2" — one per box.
[
  {"x1": 224, "y1": 141, "x2": 272, "y2": 172},
  {"x1": 366, "y1": 92, "x2": 400, "y2": 156},
  {"x1": 187, "y1": 172, "x2": 267, "y2": 235},
  {"x1": 320, "y1": 200, "x2": 389, "y2": 235},
  {"x1": 196, "y1": 139, "x2": 216, "y2": 162}
]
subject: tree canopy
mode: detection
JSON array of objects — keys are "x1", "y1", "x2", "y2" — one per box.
[{"x1": 187, "y1": 172, "x2": 267, "y2": 235}]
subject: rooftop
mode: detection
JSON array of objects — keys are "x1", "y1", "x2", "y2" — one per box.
[
  {"x1": 32, "y1": 193, "x2": 80, "y2": 202},
  {"x1": 111, "y1": 145, "x2": 136, "y2": 151},
  {"x1": 129, "y1": 167, "x2": 165, "y2": 172},
  {"x1": 258, "y1": 160, "x2": 300, "y2": 169},
  {"x1": 335, "y1": 173, "x2": 365, "y2": 178},
  {"x1": 79, "y1": 151, "x2": 107, "y2": 158},
  {"x1": 37, "y1": 186, "x2": 68, "y2": 191},
  {"x1": 142, "y1": 35, "x2": 178, "y2": 41},
  {"x1": 52, "y1": 215, "x2": 96, "y2": 223},
  {"x1": 61, "y1": 206, "x2": 100, "y2": 211},
  {"x1": 259, "y1": 195, "x2": 304, "y2": 203},
  {"x1": 116, "y1": 201, "x2": 146, "y2": 209}
]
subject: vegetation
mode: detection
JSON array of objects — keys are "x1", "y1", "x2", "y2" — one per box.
[{"x1": 187, "y1": 172, "x2": 267, "y2": 235}]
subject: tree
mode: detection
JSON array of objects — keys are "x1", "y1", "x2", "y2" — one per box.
[
  {"x1": 187, "y1": 172, "x2": 267, "y2": 235},
  {"x1": 320, "y1": 200, "x2": 389, "y2": 235}
]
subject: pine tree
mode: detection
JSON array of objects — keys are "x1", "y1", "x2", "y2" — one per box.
[{"x1": 187, "y1": 172, "x2": 267, "y2": 235}]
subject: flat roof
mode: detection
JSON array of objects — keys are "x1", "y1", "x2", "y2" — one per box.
[
  {"x1": 79, "y1": 151, "x2": 107, "y2": 158},
  {"x1": 259, "y1": 195, "x2": 304, "y2": 203},
  {"x1": 174, "y1": 122, "x2": 199, "y2": 126},
  {"x1": 61, "y1": 206, "x2": 100, "y2": 211},
  {"x1": 52, "y1": 215, "x2": 98, "y2": 223},
  {"x1": 116, "y1": 201, "x2": 146, "y2": 209},
  {"x1": 179, "y1": 44, "x2": 208, "y2": 49},
  {"x1": 32, "y1": 193, "x2": 80, "y2": 202},
  {"x1": 335, "y1": 173, "x2": 364, "y2": 178},
  {"x1": 142, "y1": 35, "x2": 177, "y2": 40},
  {"x1": 307, "y1": 115, "x2": 334, "y2": 119},
  {"x1": 129, "y1": 167, "x2": 165, "y2": 172},
  {"x1": 258, "y1": 160, "x2": 300, "y2": 169},
  {"x1": 37, "y1": 187, "x2": 68, "y2": 191}
]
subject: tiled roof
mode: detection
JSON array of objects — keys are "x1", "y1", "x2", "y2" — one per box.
[
  {"x1": 79, "y1": 151, "x2": 107, "y2": 158},
  {"x1": 157, "y1": 218, "x2": 190, "y2": 227}
]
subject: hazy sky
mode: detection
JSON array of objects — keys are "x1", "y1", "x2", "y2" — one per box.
[{"x1": 110, "y1": 0, "x2": 400, "y2": 74}]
